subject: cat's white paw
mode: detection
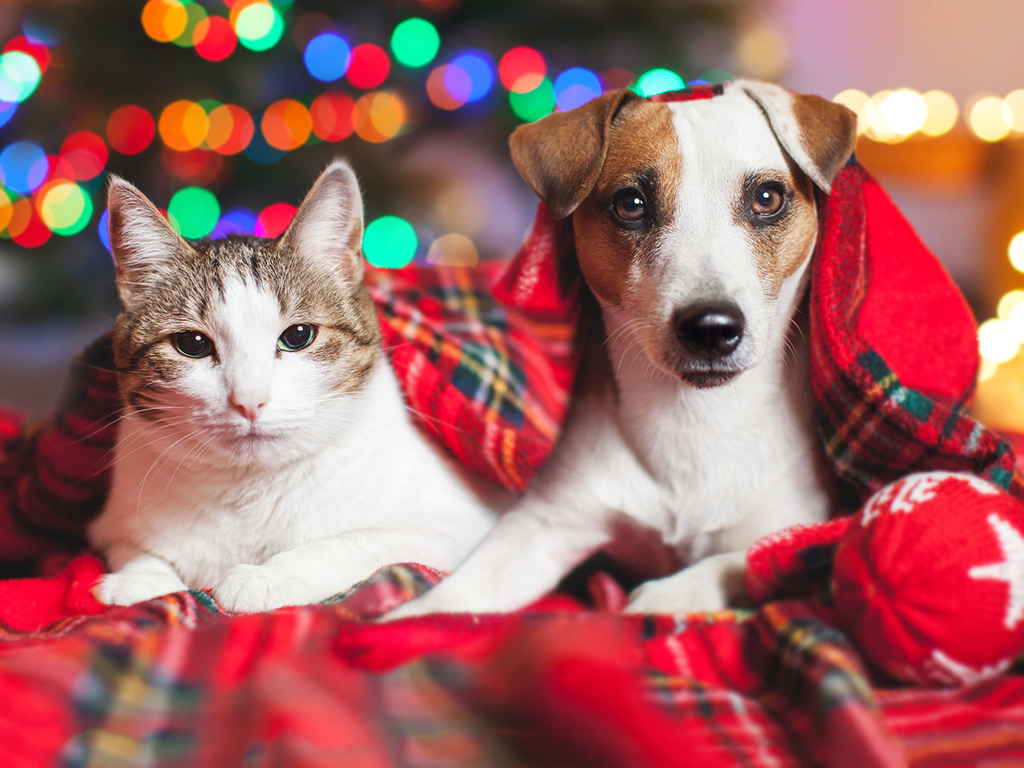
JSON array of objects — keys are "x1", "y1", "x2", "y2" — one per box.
[
  {"x1": 93, "y1": 571, "x2": 188, "y2": 606},
  {"x1": 212, "y1": 563, "x2": 315, "y2": 613},
  {"x1": 623, "y1": 552, "x2": 746, "y2": 616}
]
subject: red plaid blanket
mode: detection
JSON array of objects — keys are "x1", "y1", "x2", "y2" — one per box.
[{"x1": 3, "y1": 85, "x2": 1024, "y2": 765}]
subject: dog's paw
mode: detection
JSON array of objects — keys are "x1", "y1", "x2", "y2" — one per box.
[
  {"x1": 93, "y1": 571, "x2": 188, "y2": 606},
  {"x1": 623, "y1": 551, "x2": 746, "y2": 616}
]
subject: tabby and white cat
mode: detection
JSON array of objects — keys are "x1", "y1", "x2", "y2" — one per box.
[{"x1": 89, "y1": 160, "x2": 505, "y2": 613}]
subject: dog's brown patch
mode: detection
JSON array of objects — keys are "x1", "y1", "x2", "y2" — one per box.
[
  {"x1": 734, "y1": 161, "x2": 819, "y2": 298},
  {"x1": 570, "y1": 100, "x2": 682, "y2": 307},
  {"x1": 791, "y1": 93, "x2": 857, "y2": 188}
]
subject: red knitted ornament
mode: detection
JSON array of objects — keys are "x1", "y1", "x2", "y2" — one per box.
[{"x1": 833, "y1": 472, "x2": 1024, "y2": 686}]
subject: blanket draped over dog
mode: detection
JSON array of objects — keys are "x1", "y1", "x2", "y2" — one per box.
[{"x1": 2, "y1": 87, "x2": 1024, "y2": 764}]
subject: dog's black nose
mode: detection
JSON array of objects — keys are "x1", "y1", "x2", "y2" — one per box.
[{"x1": 673, "y1": 303, "x2": 745, "y2": 357}]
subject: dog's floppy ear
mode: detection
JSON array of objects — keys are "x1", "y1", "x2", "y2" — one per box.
[
  {"x1": 510, "y1": 89, "x2": 641, "y2": 219},
  {"x1": 739, "y1": 80, "x2": 857, "y2": 194}
]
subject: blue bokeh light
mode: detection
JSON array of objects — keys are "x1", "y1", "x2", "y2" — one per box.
[
  {"x1": 303, "y1": 33, "x2": 352, "y2": 83},
  {"x1": 0, "y1": 101, "x2": 17, "y2": 131},
  {"x1": 97, "y1": 209, "x2": 110, "y2": 251},
  {"x1": 554, "y1": 67, "x2": 601, "y2": 112},
  {"x1": 450, "y1": 50, "x2": 495, "y2": 102},
  {"x1": 211, "y1": 208, "x2": 258, "y2": 237},
  {"x1": 0, "y1": 140, "x2": 47, "y2": 194}
]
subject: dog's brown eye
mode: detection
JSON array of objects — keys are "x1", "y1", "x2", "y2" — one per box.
[
  {"x1": 612, "y1": 188, "x2": 646, "y2": 222},
  {"x1": 751, "y1": 184, "x2": 785, "y2": 216}
]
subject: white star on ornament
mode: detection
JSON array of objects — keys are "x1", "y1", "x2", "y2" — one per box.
[{"x1": 968, "y1": 513, "x2": 1024, "y2": 631}]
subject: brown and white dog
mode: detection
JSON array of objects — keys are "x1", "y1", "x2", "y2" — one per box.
[{"x1": 391, "y1": 80, "x2": 857, "y2": 617}]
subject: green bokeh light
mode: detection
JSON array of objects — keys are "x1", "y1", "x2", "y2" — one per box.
[
  {"x1": 509, "y1": 77, "x2": 555, "y2": 122},
  {"x1": 172, "y1": 2, "x2": 208, "y2": 48},
  {"x1": 43, "y1": 183, "x2": 93, "y2": 236},
  {"x1": 635, "y1": 69, "x2": 685, "y2": 97},
  {"x1": 236, "y1": 5, "x2": 284, "y2": 52},
  {"x1": 168, "y1": 186, "x2": 220, "y2": 239},
  {"x1": 391, "y1": 19, "x2": 440, "y2": 68},
  {"x1": 0, "y1": 52, "x2": 41, "y2": 104},
  {"x1": 363, "y1": 215, "x2": 417, "y2": 268}
]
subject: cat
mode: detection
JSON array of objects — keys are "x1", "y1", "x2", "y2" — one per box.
[{"x1": 89, "y1": 160, "x2": 505, "y2": 613}]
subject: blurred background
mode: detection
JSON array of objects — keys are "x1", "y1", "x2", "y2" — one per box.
[{"x1": 0, "y1": 0, "x2": 1021, "y2": 433}]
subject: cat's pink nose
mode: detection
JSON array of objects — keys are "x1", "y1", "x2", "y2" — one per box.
[{"x1": 229, "y1": 392, "x2": 268, "y2": 423}]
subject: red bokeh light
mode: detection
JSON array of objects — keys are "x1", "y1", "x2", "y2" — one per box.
[
  {"x1": 194, "y1": 16, "x2": 237, "y2": 62},
  {"x1": 498, "y1": 47, "x2": 546, "y2": 93},
  {"x1": 106, "y1": 105, "x2": 157, "y2": 155},
  {"x1": 9, "y1": 199, "x2": 52, "y2": 248},
  {"x1": 310, "y1": 91, "x2": 355, "y2": 142},
  {"x1": 4, "y1": 36, "x2": 50, "y2": 74},
  {"x1": 347, "y1": 44, "x2": 390, "y2": 90},
  {"x1": 60, "y1": 131, "x2": 108, "y2": 180},
  {"x1": 256, "y1": 202, "x2": 297, "y2": 238}
]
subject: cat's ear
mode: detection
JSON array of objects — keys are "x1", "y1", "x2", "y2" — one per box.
[
  {"x1": 107, "y1": 176, "x2": 194, "y2": 310},
  {"x1": 279, "y1": 159, "x2": 365, "y2": 286}
]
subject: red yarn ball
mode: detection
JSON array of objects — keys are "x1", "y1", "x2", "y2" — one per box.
[{"x1": 833, "y1": 471, "x2": 1024, "y2": 686}]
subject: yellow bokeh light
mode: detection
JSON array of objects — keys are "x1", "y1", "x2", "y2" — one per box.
[
  {"x1": 920, "y1": 90, "x2": 959, "y2": 136},
  {"x1": 1008, "y1": 303, "x2": 1024, "y2": 343},
  {"x1": 141, "y1": 0, "x2": 188, "y2": 43},
  {"x1": 979, "y1": 357, "x2": 999, "y2": 382},
  {"x1": 426, "y1": 233, "x2": 479, "y2": 267},
  {"x1": 969, "y1": 95, "x2": 1011, "y2": 142},
  {"x1": 833, "y1": 89, "x2": 869, "y2": 134},
  {"x1": 1003, "y1": 89, "x2": 1024, "y2": 133},
  {"x1": 997, "y1": 290, "x2": 1024, "y2": 321},
  {"x1": 863, "y1": 90, "x2": 898, "y2": 142},
  {"x1": 1009, "y1": 232, "x2": 1024, "y2": 273},
  {"x1": 979, "y1": 318, "x2": 1020, "y2": 363},
  {"x1": 880, "y1": 88, "x2": 927, "y2": 137}
]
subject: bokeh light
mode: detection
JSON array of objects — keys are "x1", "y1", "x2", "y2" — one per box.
[
  {"x1": 427, "y1": 65, "x2": 468, "y2": 110},
  {"x1": 107, "y1": 106, "x2": 156, "y2": 155},
  {"x1": 233, "y1": 1, "x2": 284, "y2": 52},
  {"x1": 160, "y1": 100, "x2": 209, "y2": 151},
  {"x1": 0, "y1": 189, "x2": 12, "y2": 235},
  {"x1": 244, "y1": 122, "x2": 285, "y2": 164},
  {"x1": 348, "y1": 44, "x2": 391, "y2": 90},
  {"x1": 353, "y1": 91, "x2": 407, "y2": 143},
  {"x1": 833, "y1": 89, "x2": 870, "y2": 134},
  {"x1": 37, "y1": 180, "x2": 92, "y2": 236},
  {"x1": 1009, "y1": 232, "x2": 1024, "y2": 273},
  {"x1": 1003, "y1": 89, "x2": 1024, "y2": 134},
  {"x1": 304, "y1": 33, "x2": 351, "y2": 82},
  {"x1": 311, "y1": 91, "x2": 355, "y2": 141},
  {"x1": 97, "y1": 208, "x2": 110, "y2": 251},
  {"x1": 0, "y1": 141, "x2": 47, "y2": 194},
  {"x1": 554, "y1": 67, "x2": 601, "y2": 111},
  {"x1": 0, "y1": 101, "x2": 17, "y2": 132},
  {"x1": 9, "y1": 198, "x2": 51, "y2": 248},
  {"x1": 212, "y1": 207, "x2": 258, "y2": 238},
  {"x1": 0, "y1": 51, "x2": 42, "y2": 103},
  {"x1": 171, "y1": 2, "x2": 208, "y2": 48},
  {"x1": 879, "y1": 88, "x2": 927, "y2": 138},
  {"x1": 391, "y1": 18, "x2": 440, "y2": 69},
  {"x1": 256, "y1": 202, "x2": 296, "y2": 237},
  {"x1": 635, "y1": 68, "x2": 684, "y2": 97},
  {"x1": 499, "y1": 47, "x2": 546, "y2": 93},
  {"x1": 979, "y1": 318, "x2": 1020, "y2": 364},
  {"x1": 450, "y1": 50, "x2": 495, "y2": 102},
  {"x1": 206, "y1": 104, "x2": 254, "y2": 154},
  {"x1": 921, "y1": 90, "x2": 959, "y2": 137},
  {"x1": 60, "y1": 131, "x2": 108, "y2": 180},
  {"x1": 168, "y1": 186, "x2": 220, "y2": 238},
  {"x1": 426, "y1": 232, "x2": 478, "y2": 266},
  {"x1": 262, "y1": 99, "x2": 312, "y2": 150},
  {"x1": 5, "y1": 36, "x2": 50, "y2": 74},
  {"x1": 142, "y1": 0, "x2": 188, "y2": 44},
  {"x1": 998, "y1": 290, "x2": 1024, "y2": 322},
  {"x1": 194, "y1": 16, "x2": 237, "y2": 61},
  {"x1": 509, "y1": 77, "x2": 555, "y2": 122},
  {"x1": 969, "y1": 95, "x2": 1012, "y2": 142},
  {"x1": 363, "y1": 215, "x2": 417, "y2": 268}
]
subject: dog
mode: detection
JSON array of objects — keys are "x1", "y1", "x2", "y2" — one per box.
[{"x1": 390, "y1": 80, "x2": 857, "y2": 617}]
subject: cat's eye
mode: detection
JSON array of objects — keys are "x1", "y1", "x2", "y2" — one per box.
[
  {"x1": 750, "y1": 183, "x2": 786, "y2": 218},
  {"x1": 612, "y1": 187, "x2": 646, "y2": 223},
  {"x1": 278, "y1": 324, "x2": 317, "y2": 352},
  {"x1": 172, "y1": 331, "x2": 214, "y2": 359}
]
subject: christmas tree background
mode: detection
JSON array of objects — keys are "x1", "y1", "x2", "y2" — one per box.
[{"x1": 0, "y1": 0, "x2": 746, "y2": 413}]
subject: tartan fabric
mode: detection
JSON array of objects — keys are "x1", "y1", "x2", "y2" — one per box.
[{"x1": 2, "y1": 562, "x2": 1023, "y2": 767}]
